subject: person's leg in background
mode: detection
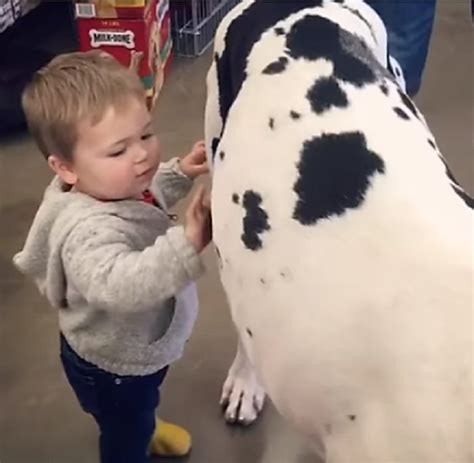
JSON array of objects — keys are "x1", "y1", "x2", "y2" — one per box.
[{"x1": 367, "y1": 0, "x2": 437, "y2": 97}]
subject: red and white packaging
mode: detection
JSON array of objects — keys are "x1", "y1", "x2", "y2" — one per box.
[{"x1": 75, "y1": 0, "x2": 172, "y2": 107}]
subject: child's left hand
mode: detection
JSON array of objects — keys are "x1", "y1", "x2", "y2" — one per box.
[{"x1": 180, "y1": 140, "x2": 209, "y2": 179}]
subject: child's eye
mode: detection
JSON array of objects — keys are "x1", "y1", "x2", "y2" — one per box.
[
  {"x1": 141, "y1": 133, "x2": 153, "y2": 141},
  {"x1": 108, "y1": 148, "x2": 126, "y2": 157}
]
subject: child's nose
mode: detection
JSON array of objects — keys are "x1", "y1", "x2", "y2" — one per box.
[{"x1": 134, "y1": 143, "x2": 148, "y2": 163}]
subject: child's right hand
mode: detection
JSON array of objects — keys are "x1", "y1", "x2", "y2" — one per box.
[{"x1": 185, "y1": 186, "x2": 212, "y2": 253}]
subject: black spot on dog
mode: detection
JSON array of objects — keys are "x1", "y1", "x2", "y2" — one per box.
[
  {"x1": 442, "y1": 159, "x2": 474, "y2": 209},
  {"x1": 389, "y1": 62, "x2": 404, "y2": 83},
  {"x1": 215, "y1": 246, "x2": 223, "y2": 262},
  {"x1": 293, "y1": 132, "x2": 385, "y2": 225},
  {"x1": 290, "y1": 110, "x2": 301, "y2": 120},
  {"x1": 340, "y1": 4, "x2": 376, "y2": 43},
  {"x1": 269, "y1": 118, "x2": 275, "y2": 130},
  {"x1": 216, "y1": 1, "x2": 323, "y2": 124},
  {"x1": 274, "y1": 27, "x2": 285, "y2": 36},
  {"x1": 241, "y1": 190, "x2": 271, "y2": 251},
  {"x1": 219, "y1": 151, "x2": 226, "y2": 160},
  {"x1": 393, "y1": 107, "x2": 410, "y2": 120},
  {"x1": 348, "y1": 414, "x2": 357, "y2": 421},
  {"x1": 246, "y1": 328, "x2": 253, "y2": 337},
  {"x1": 452, "y1": 187, "x2": 474, "y2": 208},
  {"x1": 260, "y1": 277, "x2": 266, "y2": 285},
  {"x1": 232, "y1": 193, "x2": 240, "y2": 204},
  {"x1": 286, "y1": 15, "x2": 376, "y2": 87},
  {"x1": 428, "y1": 139, "x2": 437, "y2": 150},
  {"x1": 263, "y1": 56, "x2": 289, "y2": 75},
  {"x1": 307, "y1": 77, "x2": 349, "y2": 114},
  {"x1": 279, "y1": 268, "x2": 291, "y2": 279},
  {"x1": 211, "y1": 138, "x2": 220, "y2": 160},
  {"x1": 286, "y1": 15, "x2": 339, "y2": 61},
  {"x1": 443, "y1": 160, "x2": 456, "y2": 184},
  {"x1": 380, "y1": 83, "x2": 389, "y2": 95},
  {"x1": 335, "y1": 53, "x2": 376, "y2": 88},
  {"x1": 398, "y1": 89, "x2": 419, "y2": 119},
  {"x1": 215, "y1": 246, "x2": 223, "y2": 268}
]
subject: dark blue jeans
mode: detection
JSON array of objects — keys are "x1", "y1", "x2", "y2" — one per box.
[
  {"x1": 367, "y1": 0, "x2": 437, "y2": 96},
  {"x1": 60, "y1": 335, "x2": 168, "y2": 463}
]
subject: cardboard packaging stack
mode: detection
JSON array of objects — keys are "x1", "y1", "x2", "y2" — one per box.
[{"x1": 75, "y1": 0, "x2": 172, "y2": 107}]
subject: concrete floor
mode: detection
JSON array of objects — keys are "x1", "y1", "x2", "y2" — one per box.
[{"x1": 0, "y1": 2, "x2": 472, "y2": 462}]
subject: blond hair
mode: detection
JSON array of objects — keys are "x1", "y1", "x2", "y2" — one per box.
[{"x1": 22, "y1": 50, "x2": 146, "y2": 161}]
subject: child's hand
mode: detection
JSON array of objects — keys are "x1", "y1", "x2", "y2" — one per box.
[
  {"x1": 185, "y1": 186, "x2": 212, "y2": 253},
  {"x1": 180, "y1": 140, "x2": 209, "y2": 179}
]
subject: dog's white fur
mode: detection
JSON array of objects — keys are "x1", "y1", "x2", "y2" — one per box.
[{"x1": 205, "y1": 1, "x2": 473, "y2": 461}]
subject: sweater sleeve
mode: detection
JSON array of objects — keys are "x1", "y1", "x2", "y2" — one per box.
[
  {"x1": 62, "y1": 217, "x2": 205, "y2": 313},
  {"x1": 149, "y1": 158, "x2": 193, "y2": 209}
]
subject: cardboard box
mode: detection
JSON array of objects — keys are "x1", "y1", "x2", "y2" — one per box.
[
  {"x1": 75, "y1": 0, "x2": 148, "y2": 19},
  {"x1": 76, "y1": 0, "x2": 172, "y2": 107}
]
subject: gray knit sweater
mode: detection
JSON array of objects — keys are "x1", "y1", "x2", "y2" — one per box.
[{"x1": 14, "y1": 158, "x2": 204, "y2": 375}]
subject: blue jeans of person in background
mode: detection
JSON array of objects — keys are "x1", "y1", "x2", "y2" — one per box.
[
  {"x1": 60, "y1": 335, "x2": 168, "y2": 463},
  {"x1": 367, "y1": 0, "x2": 437, "y2": 96}
]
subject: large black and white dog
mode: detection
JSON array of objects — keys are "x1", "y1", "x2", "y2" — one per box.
[{"x1": 205, "y1": 0, "x2": 473, "y2": 461}]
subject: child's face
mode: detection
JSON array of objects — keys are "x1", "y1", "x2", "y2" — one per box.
[{"x1": 65, "y1": 97, "x2": 160, "y2": 200}]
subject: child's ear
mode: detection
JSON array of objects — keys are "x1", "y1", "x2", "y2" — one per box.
[{"x1": 47, "y1": 155, "x2": 78, "y2": 185}]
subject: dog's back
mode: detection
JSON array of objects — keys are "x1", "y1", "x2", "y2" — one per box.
[{"x1": 206, "y1": 1, "x2": 473, "y2": 460}]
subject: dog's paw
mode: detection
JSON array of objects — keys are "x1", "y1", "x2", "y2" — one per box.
[{"x1": 220, "y1": 361, "x2": 265, "y2": 425}]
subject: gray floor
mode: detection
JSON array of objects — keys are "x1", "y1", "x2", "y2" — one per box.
[{"x1": 0, "y1": 2, "x2": 472, "y2": 462}]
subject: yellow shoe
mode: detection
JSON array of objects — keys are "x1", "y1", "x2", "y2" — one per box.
[{"x1": 149, "y1": 419, "x2": 192, "y2": 457}]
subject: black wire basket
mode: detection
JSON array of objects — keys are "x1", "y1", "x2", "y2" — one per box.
[{"x1": 170, "y1": 0, "x2": 240, "y2": 57}]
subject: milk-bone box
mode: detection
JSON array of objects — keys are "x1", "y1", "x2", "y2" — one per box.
[{"x1": 75, "y1": 0, "x2": 172, "y2": 107}]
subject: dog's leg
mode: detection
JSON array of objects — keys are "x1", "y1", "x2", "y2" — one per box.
[{"x1": 220, "y1": 338, "x2": 265, "y2": 425}]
